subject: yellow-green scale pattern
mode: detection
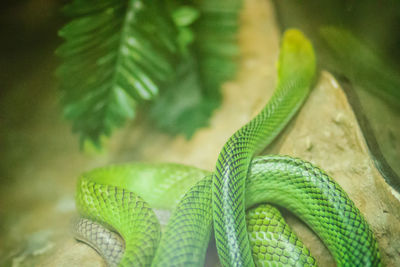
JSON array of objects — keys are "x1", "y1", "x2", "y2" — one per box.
[
  {"x1": 76, "y1": 178, "x2": 161, "y2": 266},
  {"x1": 74, "y1": 29, "x2": 381, "y2": 267},
  {"x1": 246, "y1": 204, "x2": 316, "y2": 267}
]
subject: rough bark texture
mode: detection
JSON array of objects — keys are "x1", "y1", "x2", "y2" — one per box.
[{"x1": 0, "y1": 0, "x2": 399, "y2": 266}]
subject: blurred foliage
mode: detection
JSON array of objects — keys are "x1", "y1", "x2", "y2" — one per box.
[
  {"x1": 320, "y1": 26, "x2": 400, "y2": 109},
  {"x1": 273, "y1": 0, "x2": 400, "y2": 189},
  {"x1": 150, "y1": 0, "x2": 241, "y2": 137},
  {"x1": 57, "y1": 0, "x2": 241, "y2": 146},
  {"x1": 273, "y1": 0, "x2": 400, "y2": 109}
]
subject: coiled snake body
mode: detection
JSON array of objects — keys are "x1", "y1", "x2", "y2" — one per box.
[{"x1": 74, "y1": 30, "x2": 381, "y2": 266}]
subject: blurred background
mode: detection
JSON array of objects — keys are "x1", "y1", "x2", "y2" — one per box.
[
  {"x1": 1, "y1": 0, "x2": 66, "y2": 185},
  {"x1": 273, "y1": 0, "x2": 400, "y2": 191},
  {"x1": 1, "y1": 0, "x2": 399, "y2": 266}
]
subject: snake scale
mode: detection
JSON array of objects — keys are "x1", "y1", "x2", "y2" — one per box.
[{"x1": 74, "y1": 30, "x2": 381, "y2": 266}]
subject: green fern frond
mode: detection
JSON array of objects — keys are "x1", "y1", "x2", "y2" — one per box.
[
  {"x1": 150, "y1": 0, "x2": 242, "y2": 137},
  {"x1": 57, "y1": 0, "x2": 242, "y2": 145},
  {"x1": 57, "y1": 0, "x2": 180, "y2": 146},
  {"x1": 194, "y1": 0, "x2": 242, "y2": 101},
  {"x1": 150, "y1": 56, "x2": 216, "y2": 138}
]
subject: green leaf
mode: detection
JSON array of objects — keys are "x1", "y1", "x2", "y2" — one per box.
[
  {"x1": 150, "y1": 0, "x2": 242, "y2": 137},
  {"x1": 172, "y1": 6, "x2": 200, "y2": 27},
  {"x1": 150, "y1": 57, "x2": 219, "y2": 138},
  {"x1": 57, "y1": 0, "x2": 180, "y2": 146},
  {"x1": 194, "y1": 0, "x2": 242, "y2": 101},
  {"x1": 58, "y1": 0, "x2": 243, "y2": 145}
]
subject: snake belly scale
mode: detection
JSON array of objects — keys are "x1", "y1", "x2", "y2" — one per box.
[{"x1": 74, "y1": 30, "x2": 381, "y2": 266}]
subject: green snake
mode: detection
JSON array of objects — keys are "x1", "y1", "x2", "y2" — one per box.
[{"x1": 74, "y1": 30, "x2": 381, "y2": 266}]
